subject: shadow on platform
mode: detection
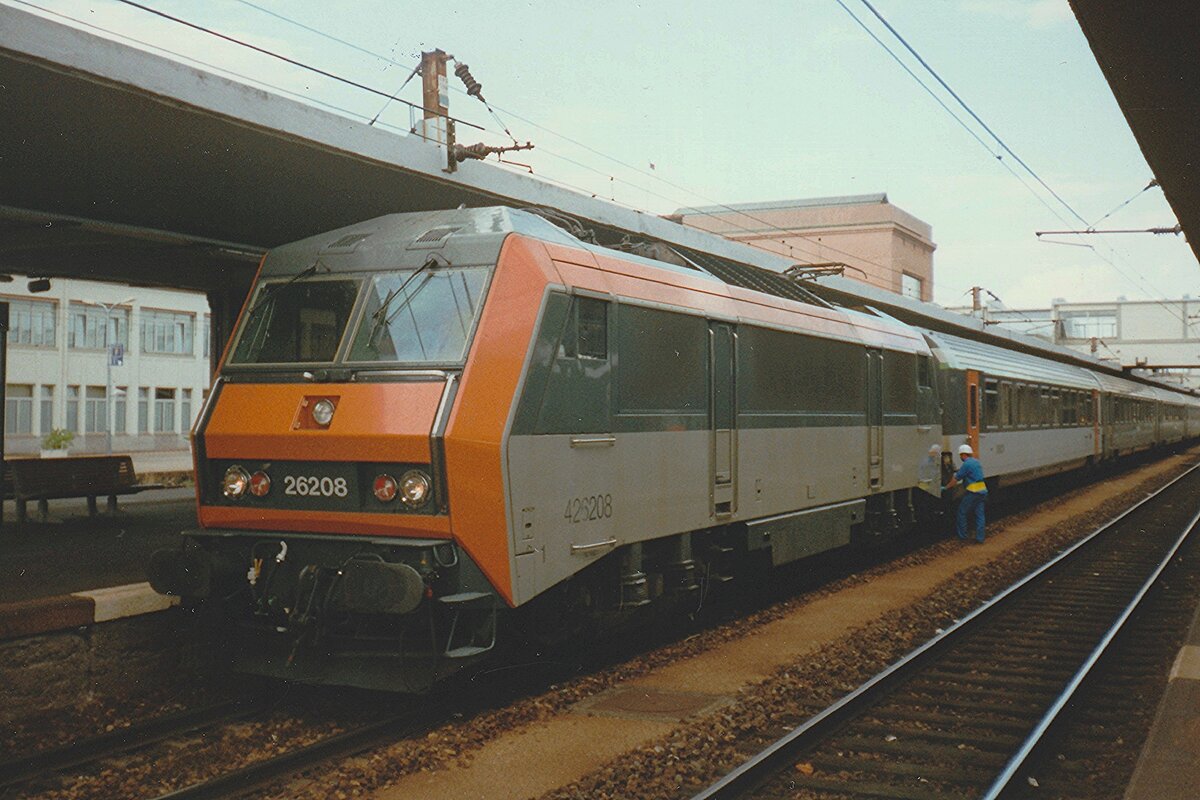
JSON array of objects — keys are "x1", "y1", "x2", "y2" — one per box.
[{"x1": 0, "y1": 487, "x2": 196, "y2": 605}]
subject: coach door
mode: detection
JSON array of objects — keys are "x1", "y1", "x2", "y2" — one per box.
[
  {"x1": 965, "y1": 369, "x2": 981, "y2": 455},
  {"x1": 866, "y1": 349, "x2": 884, "y2": 490},
  {"x1": 710, "y1": 322, "x2": 737, "y2": 516}
]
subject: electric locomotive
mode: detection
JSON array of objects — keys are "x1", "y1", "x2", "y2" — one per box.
[
  {"x1": 150, "y1": 207, "x2": 949, "y2": 690},
  {"x1": 150, "y1": 205, "x2": 1200, "y2": 691}
]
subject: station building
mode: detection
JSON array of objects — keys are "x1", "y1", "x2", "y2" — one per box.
[
  {"x1": 3, "y1": 275, "x2": 211, "y2": 455},
  {"x1": 670, "y1": 194, "x2": 936, "y2": 302}
]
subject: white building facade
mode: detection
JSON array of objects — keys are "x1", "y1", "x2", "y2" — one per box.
[{"x1": 3, "y1": 275, "x2": 211, "y2": 455}]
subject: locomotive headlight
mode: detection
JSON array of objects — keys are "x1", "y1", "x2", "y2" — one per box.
[
  {"x1": 248, "y1": 470, "x2": 272, "y2": 497},
  {"x1": 222, "y1": 465, "x2": 250, "y2": 498},
  {"x1": 373, "y1": 473, "x2": 398, "y2": 503},
  {"x1": 312, "y1": 398, "x2": 336, "y2": 427},
  {"x1": 398, "y1": 470, "x2": 432, "y2": 508}
]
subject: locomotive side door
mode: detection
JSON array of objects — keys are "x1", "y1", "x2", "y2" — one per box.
[
  {"x1": 866, "y1": 348, "x2": 884, "y2": 490},
  {"x1": 709, "y1": 321, "x2": 737, "y2": 517}
]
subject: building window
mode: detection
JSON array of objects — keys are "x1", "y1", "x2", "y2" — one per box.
[
  {"x1": 114, "y1": 386, "x2": 127, "y2": 435},
  {"x1": 154, "y1": 388, "x2": 176, "y2": 432},
  {"x1": 39, "y1": 385, "x2": 54, "y2": 435},
  {"x1": 85, "y1": 385, "x2": 107, "y2": 433},
  {"x1": 5, "y1": 384, "x2": 33, "y2": 434},
  {"x1": 138, "y1": 387, "x2": 149, "y2": 433},
  {"x1": 141, "y1": 310, "x2": 195, "y2": 355},
  {"x1": 901, "y1": 274, "x2": 923, "y2": 300},
  {"x1": 203, "y1": 315, "x2": 212, "y2": 358},
  {"x1": 1060, "y1": 310, "x2": 1117, "y2": 340},
  {"x1": 181, "y1": 388, "x2": 193, "y2": 432},
  {"x1": 68, "y1": 303, "x2": 130, "y2": 349},
  {"x1": 9, "y1": 299, "x2": 57, "y2": 347},
  {"x1": 66, "y1": 385, "x2": 80, "y2": 434}
]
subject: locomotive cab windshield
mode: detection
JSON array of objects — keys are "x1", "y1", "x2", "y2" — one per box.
[{"x1": 229, "y1": 262, "x2": 492, "y2": 369}]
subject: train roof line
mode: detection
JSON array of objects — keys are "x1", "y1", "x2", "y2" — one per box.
[
  {"x1": 266, "y1": 205, "x2": 1192, "y2": 398},
  {"x1": 512, "y1": 206, "x2": 1192, "y2": 397}
]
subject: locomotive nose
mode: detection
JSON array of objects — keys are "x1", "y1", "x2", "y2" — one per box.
[{"x1": 196, "y1": 380, "x2": 452, "y2": 535}]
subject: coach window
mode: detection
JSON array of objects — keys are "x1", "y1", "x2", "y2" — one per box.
[{"x1": 983, "y1": 379, "x2": 1000, "y2": 430}]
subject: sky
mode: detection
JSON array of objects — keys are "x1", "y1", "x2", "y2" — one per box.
[{"x1": 9, "y1": 0, "x2": 1198, "y2": 309}]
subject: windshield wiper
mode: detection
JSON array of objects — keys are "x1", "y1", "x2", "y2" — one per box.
[
  {"x1": 366, "y1": 256, "x2": 444, "y2": 348},
  {"x1": 245, "y1": 261, "x2": 330, "y2": 319}
]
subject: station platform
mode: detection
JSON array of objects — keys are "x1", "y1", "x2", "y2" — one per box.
[
  {"x1": 1125, "y1": 589, "x2": 1200, "y2": 799},
  {"x1": 0, "y1": 450, "x2": 195, "y2": 640}
]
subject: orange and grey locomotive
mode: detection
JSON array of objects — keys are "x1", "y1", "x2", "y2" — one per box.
[{"x1": 149, "y1": 206, "x2": 1200, "y2": 691}]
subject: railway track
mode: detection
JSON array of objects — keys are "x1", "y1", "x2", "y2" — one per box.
[
  {"x1": 146, "y1": 708, "x2": 438, "y2": 800},
  {"x1": 690, "y1": 463, "x2": 1200, "y2": 800},
  {"x1": 0, "y1": 697, "x2": 265, "y2": 791}
]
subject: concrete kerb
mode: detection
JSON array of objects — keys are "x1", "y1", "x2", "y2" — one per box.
[
  {"x1": 0, "y1": 583, "x2": 178, "y2": 642},
  {"x1": 1124, "y1": 585, "x2": 1200, "y2": 800}
]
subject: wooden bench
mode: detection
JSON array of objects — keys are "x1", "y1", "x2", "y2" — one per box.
[{"x1": 6, "y1": 455, "x2": 166, "y2": 525}]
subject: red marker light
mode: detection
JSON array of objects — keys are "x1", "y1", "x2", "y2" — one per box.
[
  {"x1": 373, "y1": 474, "x2": 398, "y2": 502},
  {"x1": 249, "y1": 471, "x2": 272, "y2": 497}
]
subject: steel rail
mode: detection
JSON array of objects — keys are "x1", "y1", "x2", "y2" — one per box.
[
  {"x1": 0, "y1": 697, "x2": 265, "y2": 789},
  {"x1": 689, "y1": 460, "x2": 1200, "y2": 800},
  {"x1": 149, "y1": 707, "x2": 436, "y2": 800},
  {"x1": 981, "y1": 502, "x2": 1200, "y2": 799}
]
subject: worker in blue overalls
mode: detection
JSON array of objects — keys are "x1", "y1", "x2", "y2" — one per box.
[{"x1": 944, "y1": 443, "x2": 988, "y2": 543}]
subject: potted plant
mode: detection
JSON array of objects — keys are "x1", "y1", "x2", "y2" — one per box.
[{"x1": 40, "y1": 428, "x2": 74, "y2": 458}]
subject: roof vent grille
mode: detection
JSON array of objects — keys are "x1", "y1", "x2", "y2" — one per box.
[
  {"x1": 322, "y1": 232, "x2": 372, "y2": 253},
  {"x1": 410, "y1": 225, "x2": 463, "y2": 248}
]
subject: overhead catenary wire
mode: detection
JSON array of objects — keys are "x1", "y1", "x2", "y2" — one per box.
[
  {"x1": 833, "y1": 0, "x2": 1073, "y2": 230},
  {"x1": 1089, "y1": 179, "x2": 1160, "y2": 229},
  {"x1": 838, "y1": 0, "x2": 1189, "y2": 325},
  {"x1": 451, "y1": 85, "x2": 899, "y2": 273},
  {"x1": 853, "y1": 0, "x2": 1091, "y2": 229},
  {"x1": 155, "y1": 0, "x2": 900, "y2": 277}
]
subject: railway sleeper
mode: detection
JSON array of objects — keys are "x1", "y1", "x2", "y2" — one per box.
[
  {"x1": 931, "y1": 656, "x2": 1078, "y2": 677},
  {"x1": 808, "y1": 753, "x2": 997, "y2": 787},
  {"x1": 888, "y1": 692, "x2": 1044, "y2": 717},
  {"x1": 951, "y1": 640, "x2": 1093, "y2": 659},
  {"x1": 827, "y1": 734, "x2": 1011, "y2": 766},
  {"x1": 918, "y1": 667, "x2": 1067, "y2": 691},
  {"x1": 787, "y1": 772, "x2": 973, "y2": 800},
  {"x1": 862, "y1": 708, "x2": 1031, "y2": 735},
  {"x1": 993, "y1": 609, "x2": 1118, "y2": 626},
  {"x1": 901, "y1": 678, "x2": 1062, "y2": 704},
  {"x1": 849, "y1": 720, "x2": 1022, "y2": 751}
]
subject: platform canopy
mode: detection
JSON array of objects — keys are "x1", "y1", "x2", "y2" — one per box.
[
  {"x1": 0, "y1": 4, "x2": 779, "y2": 294},
  {"x1": 1070, "y1": 0, "x2": 1200, "y2": 265}
]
